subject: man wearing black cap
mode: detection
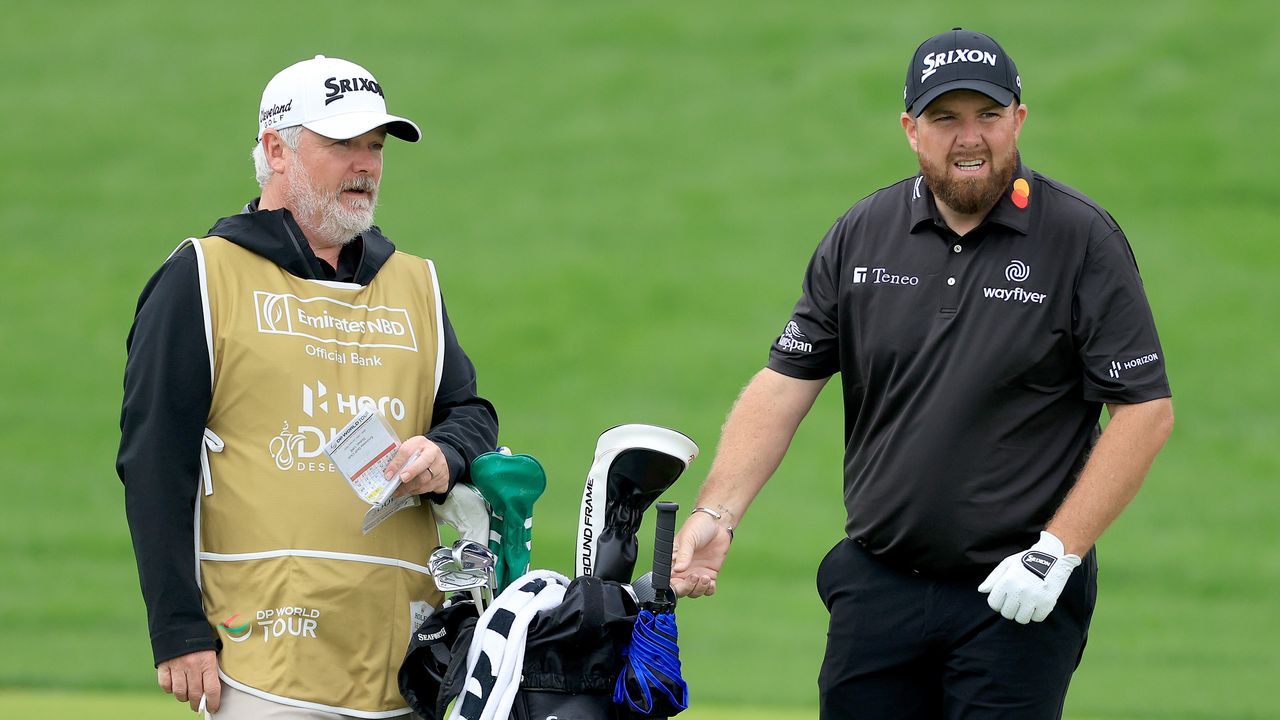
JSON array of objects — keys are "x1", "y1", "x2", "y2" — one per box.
[
  {"x1": 118, "y1": 55, "x2": 498, "y2": 717},
  {"x1": 672, "y1": 29, "x2": 1173, "y2": 718}
]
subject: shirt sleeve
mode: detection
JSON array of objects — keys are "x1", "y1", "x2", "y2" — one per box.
[
  {"x1": 424, "y1": 299, "x2": 500, "y2": 499},
  {"x1": 1072, "y1": 229, "x2": 1172, "y2": 403},
  {"x1": 116, "y1": 245, "x2": 220, "y2": 665},
  {"x1": 767, "y1": 219, "x2": 843, "y2": 379}
]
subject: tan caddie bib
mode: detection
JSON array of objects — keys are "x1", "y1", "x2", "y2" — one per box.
[{"x1": 186, "y1": 236, "x2": 445, "y2": 717}]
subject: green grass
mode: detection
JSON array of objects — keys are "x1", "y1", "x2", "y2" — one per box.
[
  {"x1": 2, "y1": 1, "x2": 1278, "y2": 718},
  {"x1": 0, "y1": 691, "x2": 818, "y2": 720}
]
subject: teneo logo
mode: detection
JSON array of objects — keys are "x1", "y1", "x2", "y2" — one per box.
[
  {"x1": 1021, "y1": 551, "x2": 1056, "y2": 579},
  {"x1": 921, "y1": 49, "x2": 998, "y2": 82},
  {"x1": 1108, "y1": 352, "x2": 1159, "y2": 379},
  {"x1": 1005, "y1": 259, "x2": 1030, "y2": 283},
  {"x1": 324, "y1": 76, "x2": 384, "y2": 106},
  {"x1": 219, "y1": 614, "x2": 253, "y2": 643},
  {"x1": 254, "y1": 605, "x2": 321, "y2": 644},
  {"x1": 259, "y1": 100, "x2": 292, "y2": 126},
  {"x1": 255, "y1": 292, "x2": 417, "y2": 351},
  {"x1": 302, "y1": 381, "x2": 406, "y2": 420},
  {"x1": 776, "y1": 321, "x2": 813, "y2": 353},
  {"x1": 854, "y1": 267, "x2": 921, "y2": 286}
]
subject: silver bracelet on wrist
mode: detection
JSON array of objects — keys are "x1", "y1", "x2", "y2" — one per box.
[{"x1": 691, "y1": 506, "x2": 736, "y2": 541}]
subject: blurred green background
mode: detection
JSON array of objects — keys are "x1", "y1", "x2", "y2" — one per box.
[{"x1": 2, "y1": 1, "x2": 1277, "y2": 718}]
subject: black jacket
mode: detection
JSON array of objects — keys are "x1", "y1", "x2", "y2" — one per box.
[{"x1": 117, "y1": 201, "x2": 499, "y2": 665}]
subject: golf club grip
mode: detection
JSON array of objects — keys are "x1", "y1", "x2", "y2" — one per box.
[{"x1": 652, "y1": 501, "x2": 678, "y2": 594}]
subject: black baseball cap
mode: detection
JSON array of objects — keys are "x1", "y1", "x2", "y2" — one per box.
[{"x1": 904, "y1": 28, "x2": 1020, "y2": 116}]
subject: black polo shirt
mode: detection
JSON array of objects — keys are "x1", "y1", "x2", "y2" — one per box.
[{"x1": 769, "y1": 159, "x2": 1170, "y2": 574}]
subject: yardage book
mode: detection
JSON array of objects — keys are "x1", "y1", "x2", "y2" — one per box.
[{"x1": 322, "y1": 408, "x2": 421, "y2": 534}]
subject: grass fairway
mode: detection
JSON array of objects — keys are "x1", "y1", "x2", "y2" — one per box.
[
  {"x1": 2, "y1": 1, "x2": 1278, "y2": 718},
  {"x1": 1, "y1": 691, "x2": 819, "y2": 720}
]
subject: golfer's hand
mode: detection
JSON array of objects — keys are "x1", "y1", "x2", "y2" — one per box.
[
  {"x1": 157, "y1": 650, "x2": 220, "y2": 713},
  {"x1": 978, "y1": 531, "x2": 1082, "y2": 624},
  {"x1": 671, "y1": 511, "x2": 731, "y2": 598},
  {"x1": 386, "y1": 436, "x2": 450, "y2": 497}
]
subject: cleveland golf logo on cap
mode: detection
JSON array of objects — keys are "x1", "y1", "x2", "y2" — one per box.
[
  {"x1": 323, "y1": 76, "x2": 385, "y2": 106},
  {"x1": 260, "y1": 100, "x2": 293, "y2": 126}
]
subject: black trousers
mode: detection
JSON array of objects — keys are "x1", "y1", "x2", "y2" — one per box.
[{"x1": 816, "y1": 538, "x2": 1097, "y2": 720}]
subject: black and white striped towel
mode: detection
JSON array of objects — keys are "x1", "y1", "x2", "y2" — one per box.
[{"x1": 447, "y1": 569, "x2": 569, "y2": 720}]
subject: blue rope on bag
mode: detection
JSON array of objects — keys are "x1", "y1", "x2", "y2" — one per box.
[{"x1": 613, "y1": 609, "x2": 689, "y2": 716}]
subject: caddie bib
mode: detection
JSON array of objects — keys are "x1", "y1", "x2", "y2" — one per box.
[{"x1": 187, "y1": 236, "x2": 444, "y2": 717}]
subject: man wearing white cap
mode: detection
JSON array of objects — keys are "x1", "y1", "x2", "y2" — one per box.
[{"x1": 118, "y1": 55, "x2": 499, "y2": 717}]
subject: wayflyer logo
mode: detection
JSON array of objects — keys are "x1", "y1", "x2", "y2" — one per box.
[{"x1": 219, "y1": 614, "x2": 253, "y2": 643}]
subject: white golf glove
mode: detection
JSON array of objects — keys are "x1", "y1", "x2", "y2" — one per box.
[{"x1": 978, "y1": 531, "x2": 1081, "y2": 624}]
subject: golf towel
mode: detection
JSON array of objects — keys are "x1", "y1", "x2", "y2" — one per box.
[{"x1": 447, "y1": 569, "x2": 569, "y2": 720}]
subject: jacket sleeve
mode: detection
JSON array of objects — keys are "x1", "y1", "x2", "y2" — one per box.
[
  {"x1": 425, "y1": 299, "x2": 499, "y2": 498},
  {"x1": 116, "y1": 245, "x2": 219, "y2": 665}
]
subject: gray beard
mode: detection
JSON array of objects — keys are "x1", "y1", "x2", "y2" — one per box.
[
  {"x1": 919, "y1": 148, "x2": 1017, "y2": 216},
  {"x1": 285, "y1": 163, "x2": 378, "y2": 248}
]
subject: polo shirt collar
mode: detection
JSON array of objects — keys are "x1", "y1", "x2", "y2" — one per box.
[{"x1": 908, "y1": 157, "x2": 1034, "y2": 236}]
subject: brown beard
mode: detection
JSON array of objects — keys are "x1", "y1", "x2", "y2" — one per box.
[{"x1": 918, "y1": 147, "x2": 1018, "y2": 216}]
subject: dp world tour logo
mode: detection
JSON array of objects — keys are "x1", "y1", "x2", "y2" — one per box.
[
  {"x1": 1005, "y1": 260, "x2": 1030, "y2": 283},
  {"x1": 777, "y1": 321, "x2": 813, "y2": 353},
  {"x1": 219, "y1": 614, "x2": 253, "y2": 643}
]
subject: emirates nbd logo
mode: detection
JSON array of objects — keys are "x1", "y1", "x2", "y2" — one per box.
[{"x1": 254, "y1": 291, "x2": 418, "y2": 351}]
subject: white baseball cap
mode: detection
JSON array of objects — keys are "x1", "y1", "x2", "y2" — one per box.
[{"x1": 257, "y1": 55, "x2": 421, "y2": 143}]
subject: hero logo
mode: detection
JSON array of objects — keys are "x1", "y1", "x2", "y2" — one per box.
[
  {"x1": 302, "y1": 381, "x2": 405, "y2": 420},
  {"x1": 921, "y1": 49, "x2": 998, "y2": 82},
  {"x1": 270, "y1": 384, "x2": 406, "y2": 472},
  {"x1": 982, "y1": 259, "x2": 1048, "y2": 305},
  {"x1": 255, "y1": 291, "x2": 418, "y2": 351},
  {"x1": 852, "y1": 266, "x2": 920, "y2": 286},
  {"x1": 1108, "y1": 352, "x2": 1159, "y2": 379},
  {"x1": 776, "y1": 321, "x2": 813, "y2": 353}
]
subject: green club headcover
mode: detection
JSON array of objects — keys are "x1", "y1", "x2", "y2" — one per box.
[{"x1": 469, "y1": 451, "x2": 547, "y2": 592}]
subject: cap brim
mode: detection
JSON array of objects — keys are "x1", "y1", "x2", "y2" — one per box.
[
  {"x1": 303, "y1": 112, "x2": 422, "y2": 142},
  {"x1": 909, "y1": 80, "x2": 1016, "y2": 117}
]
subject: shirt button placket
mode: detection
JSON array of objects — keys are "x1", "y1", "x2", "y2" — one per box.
[{"x1": 940, "y1": 241, "x2": 964, "y2": 316}]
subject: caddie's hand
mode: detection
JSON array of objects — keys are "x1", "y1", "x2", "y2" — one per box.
[
  {"x1": 978, "y1": 531, "x2": 1082, "y2": 624},
  {"x1": 670, "y1": 510, "x2": 732, "y2": 599},
  {"x1": 157, "y1": 649, "x2": 220, "y2": 713},
  {"x1": 386, "y1": 436, "x2": 450, "y2": 497}
]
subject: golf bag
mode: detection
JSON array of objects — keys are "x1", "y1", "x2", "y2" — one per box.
[{"x1": 400, "y1": 575, "x2": 638, "y2": 720}]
